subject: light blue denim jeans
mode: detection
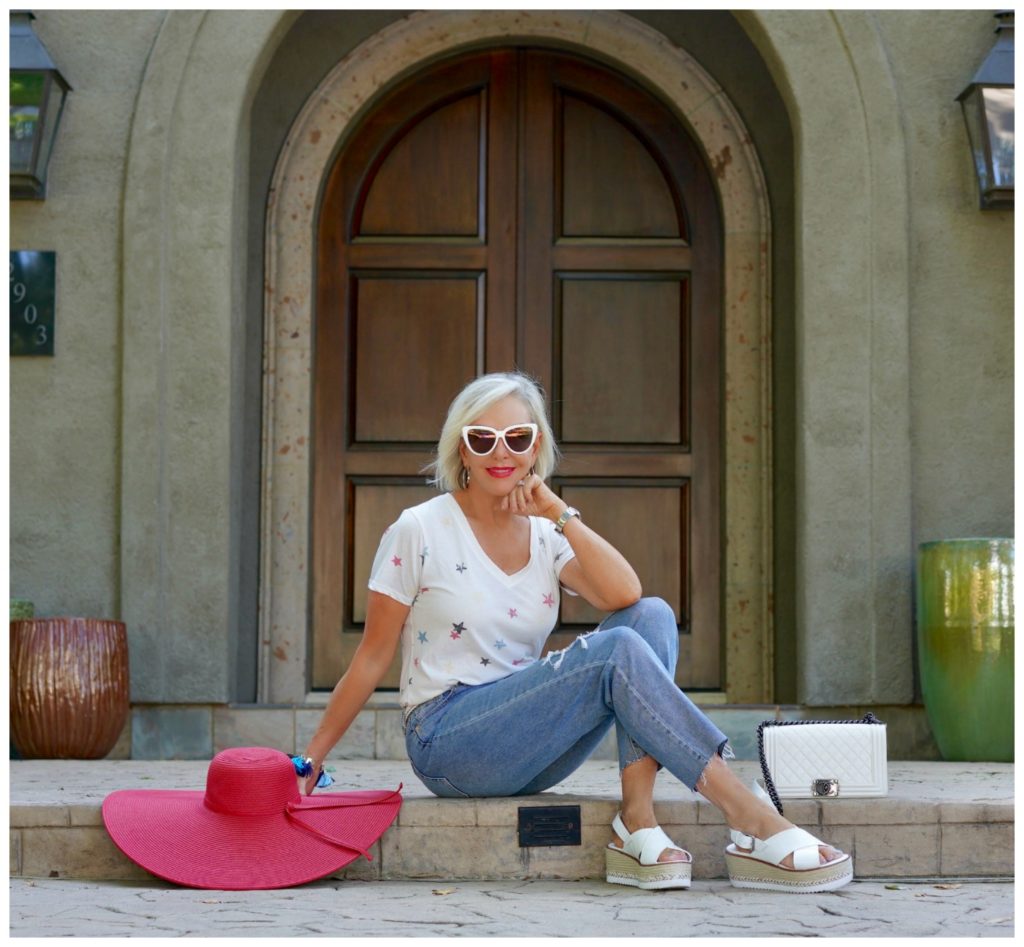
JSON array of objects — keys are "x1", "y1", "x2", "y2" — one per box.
[{"x1": 404, "y1": 597, "x2": 730, "y2": 798}]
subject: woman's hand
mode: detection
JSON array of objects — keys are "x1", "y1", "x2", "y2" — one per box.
[
  {"x1": 500, "y1": 473, "x2": 566, "y2": 522},
  {"x1": 504, "y1": 475, "x2": 643, "y2": 613},
  {"x1": 295, "y1": 757, "x2": 323, "y2": 797}
]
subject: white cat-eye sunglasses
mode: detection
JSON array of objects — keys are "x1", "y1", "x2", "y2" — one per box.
[{"x1": 461, "y1": 423, "x2": 538, "y2": 456}]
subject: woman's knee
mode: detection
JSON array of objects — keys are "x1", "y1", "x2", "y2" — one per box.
[
  {"x1": 595, "y1": 625, "x2": 657, "y2": 669},
  {"x1": 633, "y1": 596, "x2": 675, "y2": 626},
  {"x1": 604, "y1": 596, "x2": 674, "y2": 630},
  {"x1": 624, "y1": 597, "x2": 677, "y2": 659}
]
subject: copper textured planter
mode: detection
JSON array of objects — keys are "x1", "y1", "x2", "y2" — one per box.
[{"x1": 10, "y1": 618, "x2": 129, "y2": 759}]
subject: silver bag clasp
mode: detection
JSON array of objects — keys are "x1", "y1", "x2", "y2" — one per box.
[{"x1": 812, "y1": 778, "x2": 840, "y2": 797}]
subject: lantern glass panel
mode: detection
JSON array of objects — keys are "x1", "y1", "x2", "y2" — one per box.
[
  {"x1": 960, "y1": 87, "x2": 989, "y2": 188},
  {"x1": 9, "y1": 71, "x2": 44, "y2": 173},
  {"x1": 33, "y1": 75, "x2": 65, "y2": 182},
  {"x1": 982, "y1": 86, "x2": 1014, "y2": 188}
]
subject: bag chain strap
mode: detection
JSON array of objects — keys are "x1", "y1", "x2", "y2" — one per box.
[{"x1": 756, "y1": 712, "x2": 882, "y2": 815}]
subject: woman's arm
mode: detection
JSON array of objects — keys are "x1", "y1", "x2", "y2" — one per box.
[
  {"x1": 551, "y1": 519, "x2": 642, "y2": 613},
  {"x1": 299, "y1": 590, "x2": 409, "y2": 794},
  {"x1": 503, "y1": 474, "x2": 642, "y2": 612}
]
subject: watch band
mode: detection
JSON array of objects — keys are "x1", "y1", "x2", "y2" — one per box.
[{"x1": 553, "y1": 506, "x2": 581, "y2": 534}]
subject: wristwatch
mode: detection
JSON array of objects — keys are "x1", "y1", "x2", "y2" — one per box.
[{"x1": 553, "y1": 506, "x2": 581, "y2": 534}]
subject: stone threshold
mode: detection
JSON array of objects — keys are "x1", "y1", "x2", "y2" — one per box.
[{"x1": 10, "y1": 759, "x2": 1012, "y2": 883}]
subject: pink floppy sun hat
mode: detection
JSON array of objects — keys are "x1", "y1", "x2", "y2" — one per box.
[{"x1": 102, "y1": 746, "x2": 402, "y2": 890}]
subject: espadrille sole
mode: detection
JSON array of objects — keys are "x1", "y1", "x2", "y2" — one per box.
[
  {"x1": 725, "y1": 848, "x2": 853, "y2": 893},
  {"x1": 606, "y1": 845, "x2": 692, "y2": 890}
]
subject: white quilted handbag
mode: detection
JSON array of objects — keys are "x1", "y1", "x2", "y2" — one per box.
[{"x1": 757, "y1": 713, "x2": 888, "y2": 814}]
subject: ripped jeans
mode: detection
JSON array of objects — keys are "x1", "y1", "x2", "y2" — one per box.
[{"x1": 404, "y1": 597, "x2": 730, "y2": 798}]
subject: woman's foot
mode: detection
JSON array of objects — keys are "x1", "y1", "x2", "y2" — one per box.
[
  {"x1": 609, "y1": 809, "x2": 689, "y2": 863},
  {"x1": 739, "y1": 803, "x2": 843, "y2": 868},
  {"x1": 617, "y1": 756, "x2": 686, "y2": 863},
  {"x1": 698, "y1": 754, "x2": 844, "y2": 867},
  {"x1": 606, "y1": 812, "x2": 692, "y2": 890}
]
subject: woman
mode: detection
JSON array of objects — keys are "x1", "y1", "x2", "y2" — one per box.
[{"x1": 299, "y1": 372, "x2": 852, "y2": 893}]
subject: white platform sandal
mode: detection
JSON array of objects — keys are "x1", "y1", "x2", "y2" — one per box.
[
  {"x1": 605, "y1": 813, "x2": 692, "y2": 890},
  {"x1": 725, "y1": 783, "x2": 853, "y2": 893}
]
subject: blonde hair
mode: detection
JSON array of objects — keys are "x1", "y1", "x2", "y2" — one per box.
[{"x1": 426, "y1": 372, "x2": 559, "y2": 492}]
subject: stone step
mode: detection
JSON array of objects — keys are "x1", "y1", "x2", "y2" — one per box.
[{"x1": 10, "y1": 759, "x2": 1013, "y2": 884}]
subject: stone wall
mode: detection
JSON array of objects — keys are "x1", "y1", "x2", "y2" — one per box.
[
  {"x1": 878, "y1": 12, "x2": 1014, "y2": 545},
  {"x1": 10, "y1": 11, "x2": 164, "y2": 618}
]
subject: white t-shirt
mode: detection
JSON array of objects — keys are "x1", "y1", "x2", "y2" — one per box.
[{"x1": 367, "y1": 492, "x2": 577, "y2": 713}]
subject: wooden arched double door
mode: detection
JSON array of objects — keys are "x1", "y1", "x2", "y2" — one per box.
[{"x1": 313, "y1": 48, "x2": 722, "y2": 691}]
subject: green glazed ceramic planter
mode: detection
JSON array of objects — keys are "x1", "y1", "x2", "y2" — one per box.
[{"x1": 916, "y1": 538, "x2": 1013, "y2": 761}]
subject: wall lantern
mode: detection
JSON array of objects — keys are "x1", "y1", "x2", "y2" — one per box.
[
  {"x1": 10, "y1": 10, "x2": 71, "y2": 200},
  {"x1": 957, "y1": 10, "x2": 1014, "y2": 210}
]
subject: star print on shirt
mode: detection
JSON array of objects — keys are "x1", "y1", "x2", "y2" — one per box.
[
  {"x1": 508, "y1": 608, "x2": 518, "y2": 618},
  {"x1": 417, "y1": 630, "x2": 428, "y2": 644},
  {"x1": 554, "y1": 551, "x2": 563, "y2": 562},
  {"x1": 543, "y1": 593, "x2": 555, "y2": 607},
  {"x1": 494, "y1": 639, "x2": 507, "y2": 650},
  {"x1": 420, "y1": 546, "x2": 429, "y2": 566},
  {"x1": 391, "y1": 555, "x2": 402, "y2": 567},
  {"x1": 480, "y1": 657, "x2": 490, "y2": 666},
  {"x1": 455, "y1": 562, "x2": 467, "y2": 573},
  {"x1": 538, "y1": 535, "x2": 546, "y2": 547},
  {"x1": 451, "y1": 621, "x2": 465, "y2": 640}
]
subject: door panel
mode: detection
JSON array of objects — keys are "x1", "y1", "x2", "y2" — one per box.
[
  {"x1": 359, "y1": 93, "x2": 483, "y2": 237},
  {"x1": 350, "y1": 481, "x2": 439, "y2": 624},
  {"x1": 560, "y1": 94, "x2": 680, "y2": 239},
  {"x1": 352, "y1": 274, "x2": 481, "y2": 443},
  {"x1": 557, "y1": 276, "x2": 685, "y2": 445},
  {"x1": 557, "y1": 483, "x2": 689, "y2": 627},
  {"x1": 314, "y1": 48, "x2": 721, "y2": 690}
]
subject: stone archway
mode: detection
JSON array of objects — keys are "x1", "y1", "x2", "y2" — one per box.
[
  {"x1": 260, "y1": 10, "x2": 774, "y2": 703},
  {"x1": 118, "y1": 9, "x2": 914, "y2": 710}
]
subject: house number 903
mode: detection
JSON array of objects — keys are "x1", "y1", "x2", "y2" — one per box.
[{"x1": 10, "y1": 251, "x2": 56, "y2": 356}]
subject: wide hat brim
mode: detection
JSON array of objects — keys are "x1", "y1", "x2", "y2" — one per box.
[{"x1": 102, "y1": 786, "x2": 402, "y2": 890}]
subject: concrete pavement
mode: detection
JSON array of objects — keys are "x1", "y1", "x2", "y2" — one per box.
[{"x1": 9, "y1": 877, "x2": 1014, "y2": 937}]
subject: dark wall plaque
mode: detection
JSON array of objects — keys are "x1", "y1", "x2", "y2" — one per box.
[{"x1": 10, "y1": 250, "x2": 56, "y2": 356}]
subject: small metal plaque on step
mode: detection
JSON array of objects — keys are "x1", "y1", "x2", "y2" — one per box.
[{"x1": 517, "y1": 805, "x2": 581, "y2": 847}]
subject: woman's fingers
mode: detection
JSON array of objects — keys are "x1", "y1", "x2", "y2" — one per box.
[
  {"x1": 513, "y1": 477, "x2": 533, "y2": 514},
  {"x1": 297, "y1": 770, "x2": 320, "y2": 795},
  {"x1": 500, "y1": 474, "x2": 544, "y2": 517}
]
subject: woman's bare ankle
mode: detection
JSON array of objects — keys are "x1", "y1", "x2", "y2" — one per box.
[{"x1": 619, "y1": 806, "x2": 657, "y2": 833}]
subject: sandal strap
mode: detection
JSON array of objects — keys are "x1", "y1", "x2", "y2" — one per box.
[
  {"x1": 751, "y1": 826, "x2": 823, "y2": 869},
  {"x1": 637, "y1": 826, "x2": 677, "y2": 865},
  {"x1": 611, "y1": 813, "x2": 687, "y2": 866},
  {"x1": 730, "y1": 828, "x2": 755, "y2": 850}
]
